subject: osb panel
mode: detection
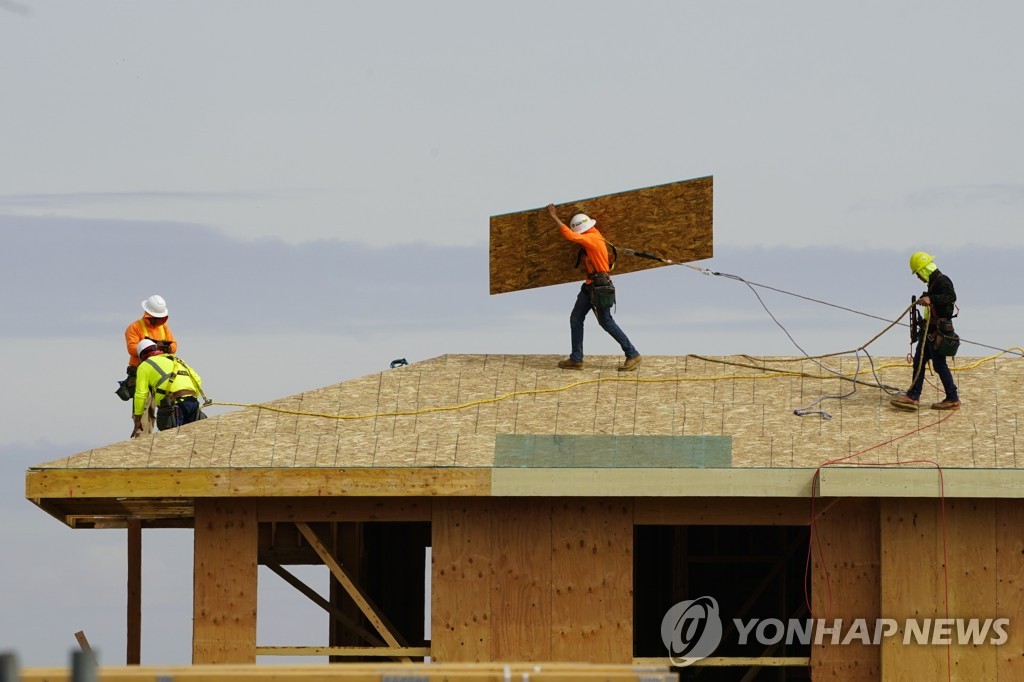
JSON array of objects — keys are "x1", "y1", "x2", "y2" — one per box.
[
  {"x1": 30, "y1": 354, "x2": 1024, "y2": 475},
  {"x1": 193, "y1": 498, "x2": 258, "y2": 664},
  {"x1": 811, "y1": 498, "x2": 881, "y2": 681},
  {"x1": 946, "y1": 500, "x2": 998, "y2": 682},
  {"x1": 431, "y1": 498, "x2": 492, "y2": 662},
  {"x1": 489, "y1": 176, "x2": 713, "y2": 295},
  {"x1": 550, "y1": 499, "x2": 633, "y2": 663},
  {"x1": 490, "y1": 498, "x2": 552, "y2": 661}
]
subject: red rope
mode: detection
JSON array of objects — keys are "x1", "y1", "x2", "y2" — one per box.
[{"x1": 804, "y1": 410, "x2": 956, "y2": 680}]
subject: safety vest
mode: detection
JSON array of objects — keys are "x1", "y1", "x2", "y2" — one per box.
[
  {"x1": 141, "y1": 317, "x2": 168, "y2": 341},
  {"x1": 143, "y1": 355, "x2": 200, "y2": 404}
]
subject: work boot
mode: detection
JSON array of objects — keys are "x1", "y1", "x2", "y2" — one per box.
[
  {"x1": 889, "y1": 395, "x2": 919, "y2": 411},
  {"x1": 557, "y1": 358, "x2": 585, "y2": 370},
  {"x1": 618, "y1": 355, "x2": 643, "y2": 372},
  {"x1": 930, "y1": 399, "x2": 961, "y2": 410}
]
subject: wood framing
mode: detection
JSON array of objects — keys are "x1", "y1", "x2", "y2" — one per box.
[
  {"x1": 193, "y1": 499, "x2": 258, "y2": 664},
  {"x1": 489, "y1": 177, "x2": 713, "y2": 294},
  {"x1": 127, "y1": 520, "x2": 141, "y2": 665}
]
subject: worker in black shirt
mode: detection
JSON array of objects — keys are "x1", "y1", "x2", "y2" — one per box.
[{"x1": 890, "y1": 251, "x2": 961, "y2": 411}]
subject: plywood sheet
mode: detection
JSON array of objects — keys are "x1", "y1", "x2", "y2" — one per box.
[
  {"x1": 430, "y1": 499, "x2": 493, "y2": 662},
  {"x1": 810, "y1": 498, "x2": 880, "y2": 680},
  {"x1": 550, "y1": 499, "x2": 633, "y2": 662},
  {"x1": 193, "y1": 499, "x2": 258, "y2": 664},
  {"x1": 489, "y1": 177, "x2": 713, "y2": 295},
  {"x1": 489, "y1": 498, "x2": 552, "y2": 661}
]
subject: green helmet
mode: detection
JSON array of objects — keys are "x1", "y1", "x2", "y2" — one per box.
[{"x1": 909, "y1": 251, "x2": 937, "y2": 279}]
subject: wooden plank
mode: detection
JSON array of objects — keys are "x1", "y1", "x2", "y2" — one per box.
[
  {"x1": 430, "y1": 498, "x2": 493, "y2": 662},
  {"x1": 264, "y1": 563, "x2": 384, "y2": 648},
  {"x1": 490, "y1": 498, "x2": 552, "y2": 661},
  {"x1": 946, "y1": 500, "x2": 997, "y2": 679},
  {"x1": 810, "y1": 498, "x2": 880, "y2": 681},
  {"x1": 634, "y1": 497, "x2": 809, "y2": 525},
  {"x1": 489, "y1": 176, "x2": 713, "y2": 294},
  {"x1": 880, "y1": 498, "x2": 946, "y2": 680},
  {"x1": 490, "y1": 468, "x2": 815, "y2": 497},
  {"x1": 817, "y1": 467, "x2": 1024, "y2": 498},
  {"x1": 257, "y1": 498, "x2": 430, "y2": 522},
  {"x1": 193, "y1": 499, "x2": 258, "y2": 664},
  {"x1": 995, "y1": 499, "x2": 1024, "y2": 681},
  {"x1": 26, "y1": 468, "x2": 491, "y2": 500},
  {"x1": 550, "y1": 499, "x2": 633, "y2": 663},
  {"x1": 635, "y1": 656, "x2": 810, "y2": 667},
  {"x1": 127, "y1": 520, "x2": 141, "y2": 665},
  {"x1": 294, "y1": 522, "x2": 409, "y2": 662},
  {"x1": 255, "y1": 646, "x2": 430, "y2": 657}
]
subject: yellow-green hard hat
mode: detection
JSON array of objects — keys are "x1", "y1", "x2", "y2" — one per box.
[{"x1": 909, "y1": 251, "x2": 937, "y2": 278}]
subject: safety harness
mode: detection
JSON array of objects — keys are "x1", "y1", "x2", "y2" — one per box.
[{"x1": 143, "y1": 355, "x2": 208, "y2": 406}]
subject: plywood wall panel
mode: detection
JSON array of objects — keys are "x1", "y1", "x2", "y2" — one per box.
[
  {"x1": 881, "y1": 498, "x2": 947, "y2": 680},
  {"x1": 489, "y1": 499, "x2": 552, "y2": 661},
  {"x1": 430, "y1": 499, "x2": 493, "y2": 662},
  {"x1": 490, "y1": 177, "x2": 713, "y2": 295},
  {"x1": 550, "y1": 499, "x2": 633, "y2": 663},
  {"x1": 193, "y1": 498, "x2": 258, "y2": 664},
  {"x1": 947, "y1": 500, "x2": 998, "y2": 679},
  {"x1": 995, "y1": 499, "x2": 1024, "y2": 680},
  {"x1": 811, "y1": 497, "x2": 881, "y2": 680}
]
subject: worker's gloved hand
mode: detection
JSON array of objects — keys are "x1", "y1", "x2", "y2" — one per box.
[
  {"x1": 131, "y1": 416, "x2": 144, "y2": 439},
  {"x1": 156, "y1": 340, "x2": 173, "y2": 352}
]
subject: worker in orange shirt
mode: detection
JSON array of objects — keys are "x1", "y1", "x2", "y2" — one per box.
[
  {"x1": 547, "y1": 204, "x2": 642, "y2": 371},
  {"x1": 118, "y1": 295, "x2": 179, "y2": 435}
]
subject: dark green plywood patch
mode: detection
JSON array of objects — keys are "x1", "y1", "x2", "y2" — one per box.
[{"x1": 494, "y1": 435, "x2": 732, "y2": 468}]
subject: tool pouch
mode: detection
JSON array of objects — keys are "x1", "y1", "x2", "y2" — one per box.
[
  {"x1": 115, "y1": 366, "x2": 137, "y2": 401},
  {"x1": 156, "y1": 404, "x2": 179, "y2": 431},
  {"x1": 589, "y1": 273, "x2": 616, "y2": 308},
  {"x1": 931, "y1": 318, "x2": 960, "y2": 356}
]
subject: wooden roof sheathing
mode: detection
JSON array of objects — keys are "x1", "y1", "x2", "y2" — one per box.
[
  {"x1": 31, "y1": 353, "x2": 1024, "y2": 472},
  {"x1": 489, "y1": 177, "x2": 713, "y2": 295}
]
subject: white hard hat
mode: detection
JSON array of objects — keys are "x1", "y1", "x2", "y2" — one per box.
[
  {"x1": 136, "y1": 339, "x2": 157, "y2": 358},
  {"x1": 141, "y1": 294, "x2": 168, "y2": 317},
  {"x1": 569, "y1": 214, "x2": 596, "y2": 234}
]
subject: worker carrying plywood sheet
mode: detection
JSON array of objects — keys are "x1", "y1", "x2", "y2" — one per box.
[{"x1": 547, "y1": 204, "x2": 642, "y2": 372}]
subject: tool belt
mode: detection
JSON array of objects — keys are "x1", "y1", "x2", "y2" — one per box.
[
  {"x1": 159, "y1": 388, "x2": 197, "y2": 406},
  {"x1": 929, "y1": 318, "x2": 960, "y2": 357},
  {"x1": 115, "y1": 365, "x2": 137, "y2": 401},
  {"x1": 588, "y1": 272, "x2": 616, "y2": 308}
]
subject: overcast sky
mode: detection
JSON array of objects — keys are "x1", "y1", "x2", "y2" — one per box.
[{"x1": 3, "y1": 0, "x2": 1024, "y2": 667}]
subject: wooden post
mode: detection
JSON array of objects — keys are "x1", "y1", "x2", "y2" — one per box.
[{"x1": 126, "y1": 519, "x2": 142, "y2": 665}]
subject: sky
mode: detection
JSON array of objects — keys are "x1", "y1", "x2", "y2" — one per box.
[{"x1": 2, "y1": 0, "x2": 1024, "y2": 667}]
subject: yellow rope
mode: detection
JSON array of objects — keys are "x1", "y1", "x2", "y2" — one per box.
[{"x1": 206, "y1": 348, "x2": 1024, "y2": 422}]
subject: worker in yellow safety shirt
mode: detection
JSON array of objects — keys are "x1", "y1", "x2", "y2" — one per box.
[
  {"x1": 117, "y1": 295, "x2": 179, "y2": 434},
  {"x1": 132, "y1": 339, "x2": 205, "y2": 438}
]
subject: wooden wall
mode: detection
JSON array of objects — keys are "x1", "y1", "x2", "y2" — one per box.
[
  {"x1": 489, "y1": 177, "x2": 713, "y2": 295},
  {"x1": 193, "y1": 499, "x2": 258, "y2": 664},
  {"x1": 431, "y1": 498, "x2": 633, "y2": 662},
  {"x1": 811, "y1": 498, "x2": 882, "y2": 680},
  {"x1": 881, "y1": 498, "x2": 1024, "y2": 681}
]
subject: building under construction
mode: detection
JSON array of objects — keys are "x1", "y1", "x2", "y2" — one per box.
[{"x1": 24, "y1": 351, "x2": 1024, "y2": 681}]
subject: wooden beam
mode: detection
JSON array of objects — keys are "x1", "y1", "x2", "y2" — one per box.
[
  {"x1": 264, "y1": 563, "x2": 385, "y2": 648},
  {"x1": 634, "y1": 497, "x2": 810, "y2": 525},
  {"x1": 491, "y1": 468, "x2": 815, "y2": 497},
  {"x1": 257, "y1": 498, "x2": 431, "y2": 522},
  {"x1": 293, "y1": 522, "x2": 410, "y2": 662},
  {"x1": 126, "y1": 520, "x2": 141, "y2": 665},
  {"x1": 26, "y1": 468, "x2": 491, "y2": 500},
  {"x1": 634, "y1": 657, "x2": 809, "y2": 667},
  {"x1": 74, "y1": 631, "x2": 92, "y2": 652},
  {"x1": 193, "y1": 499, "x2": 258, "y2": 664},
  {"x1": 817, "y1": 467, "x2": 1024, "y2": 498},
  {"x1": 255, "y1": 646, "x2": 430, "y2": 657}
]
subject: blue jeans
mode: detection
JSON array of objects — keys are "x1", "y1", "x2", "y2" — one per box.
[
  {"x1": 907, "y1": 334, "x2": 958, "y2": 401},
  {"x1": 569, "y1": 283, "x2": 639, "y2": 362}
]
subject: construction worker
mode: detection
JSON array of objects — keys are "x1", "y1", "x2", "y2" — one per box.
[
  {"x1": 121, "y1": 295, "x2": 178, "y2": 434},
  {"x1": 547, "y1": 204, "x2": 642, "y2": 371},
  {"x1": 890, "y1": 252, "x2": 961, "y2": 411},
  {"x1": 132, "y1": 339, "x2": 205, "y2": 438}
]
